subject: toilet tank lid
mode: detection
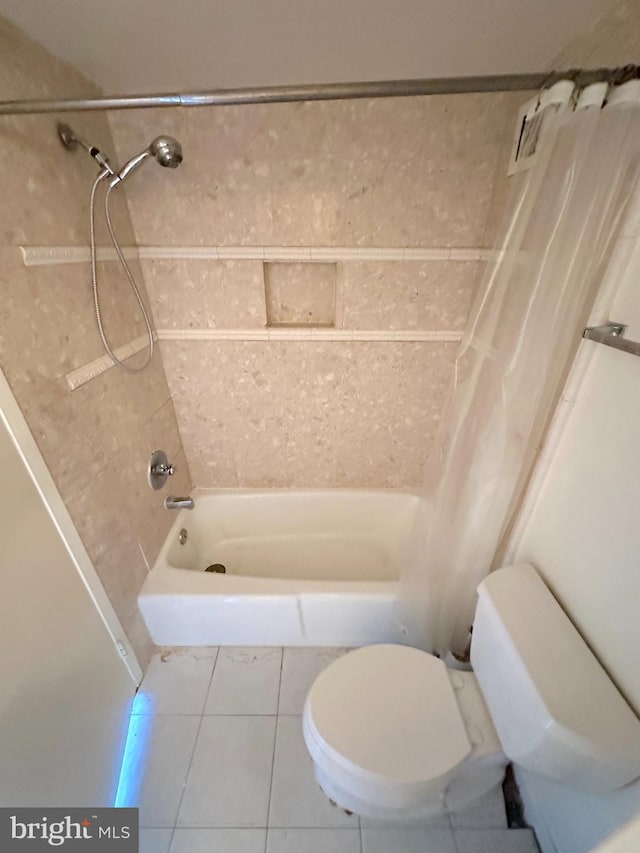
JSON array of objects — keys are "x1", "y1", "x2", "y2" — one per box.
[{"x1": 477, "y1": 564, "x2": 640, "y2": 758}]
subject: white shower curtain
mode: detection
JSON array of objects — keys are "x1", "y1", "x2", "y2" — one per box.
[{"x1": 401, "y1": 80, "x2": 640, "y2": 657}]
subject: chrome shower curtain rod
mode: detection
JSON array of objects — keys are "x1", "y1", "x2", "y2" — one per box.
[{"x1": 0, "y1": 68, "x2": 636, "y2": 115}]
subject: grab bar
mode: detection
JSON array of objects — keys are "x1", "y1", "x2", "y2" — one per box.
[{"x1": 583, "y1": 322, "x2": 640, "y2": 357}]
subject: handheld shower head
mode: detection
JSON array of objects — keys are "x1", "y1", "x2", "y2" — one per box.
[
  {"x1": 56, "y1": 122, "x2": 183, "y2": 186},
  {"x1": 149, "y1": 136, "x2": 183, "y2": 168},
  {"x1": 111, "y1": 135, "x2": 183, "y2": 186}
]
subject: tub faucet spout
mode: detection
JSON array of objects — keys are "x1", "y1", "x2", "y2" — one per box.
[{"x1": 165, "y1": 496, "x2": 194, "y2": 510}]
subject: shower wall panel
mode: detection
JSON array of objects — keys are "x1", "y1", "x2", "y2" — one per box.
[
  {"x1": 110, "y1": 84, "x2": 521, "y2": 488},
  {"x1": 0, "y1": 15, "x2": 189, "y2": 666}
]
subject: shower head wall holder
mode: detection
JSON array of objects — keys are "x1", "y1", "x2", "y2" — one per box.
[
  {"x1": 148, "y1": 449, "x2": 175, "y2": 490},
  {"x1": 56, "y1": 121, "x2": 114, "y2": 175}
]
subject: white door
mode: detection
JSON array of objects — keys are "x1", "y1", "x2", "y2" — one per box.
[{"x1": 0, "y1": 389, "x2": 137, "y2": 807}]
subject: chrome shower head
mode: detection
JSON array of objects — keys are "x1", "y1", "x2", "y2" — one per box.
[
  {"x1": 55, "y1": 121, "x2": 183, "y2": 186},
  {"x1": 111, "y1": 135, "x2": 183, "y2": 186},
  {"x1": 149, "y1": 136, "x2": 183, "y2": 168}
]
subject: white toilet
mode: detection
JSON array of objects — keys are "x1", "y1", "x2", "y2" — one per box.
[{"x1": 302, "y1": 564, "x2": 640, "y2": 821}]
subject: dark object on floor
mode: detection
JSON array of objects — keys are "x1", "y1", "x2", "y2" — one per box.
[
  {"x1": 205, "y1": 564, "x2": 226, "y2": 573},
  {"x1": 503, "y1": 764, "x2": 527, "y2": 829}
]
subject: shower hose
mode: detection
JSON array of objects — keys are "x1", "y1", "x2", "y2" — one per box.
[{"x1": 89, "y1": 169, "x2": 154, "y2": 372}]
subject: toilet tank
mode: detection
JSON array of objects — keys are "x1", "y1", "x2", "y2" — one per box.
[{"x1": 471, "y1": 563, "x2": 640, "y2": 792}]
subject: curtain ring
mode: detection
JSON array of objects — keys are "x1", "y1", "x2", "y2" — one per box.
[
  {"x1": 611, "y1": 64, "x2": 640, "y2": 86},
  {"x1": 535, "y1": 71, "x2": 557, "y2": 111},
  {"x1": 602, "y1": 65, "x2": 638, "y2": 105},
  {"x1": 569, "y1": 83, "x2": 583, "y2": 110}
]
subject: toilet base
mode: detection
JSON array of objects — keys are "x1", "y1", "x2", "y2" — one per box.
[
  {"x1": 312, "y1": 762, "x2": 446, "y2": 822},
  {"x1": 311, "y1": 754, "x2": 507, "y2": 822}
]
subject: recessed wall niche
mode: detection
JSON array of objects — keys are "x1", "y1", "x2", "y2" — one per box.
[{"x1": 264, "y1": 261, "x2": 336, "y2": 327}]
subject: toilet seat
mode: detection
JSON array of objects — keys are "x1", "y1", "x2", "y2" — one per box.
[{"x1": 303, "y1": 644, "x2": 473, "y2": 812}]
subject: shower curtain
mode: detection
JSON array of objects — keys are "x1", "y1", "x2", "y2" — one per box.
[{"x1": 401, "y1": 80, "x2": 640, "y2": 657}]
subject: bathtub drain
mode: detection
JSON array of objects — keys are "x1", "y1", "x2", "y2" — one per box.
[{"x1": 205, "y1": 564, "x2": 226, "y2": 573}]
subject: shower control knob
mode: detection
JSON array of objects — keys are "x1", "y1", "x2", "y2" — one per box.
[{"x1": 148, "y1": 449, "x2": 175, "y2": 490}]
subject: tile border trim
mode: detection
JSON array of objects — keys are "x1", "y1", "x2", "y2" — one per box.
[
  {"x1": 156, "y1": 328, "x2": 463, "y2": 342},
  {"x1": 139, "y1": 246, "x2": 492, "y2": 262},
  {"x1": 22, "y1": 245, "x2": 494, "y2": 266},
  {"x1": 65, "y1": 329, "x2": 462, "y2": 390},
  {"x1": 65, "y1": 334, "x2": 154, "y2": 391},
  {"x1": 21, "y1": 246, "x2": 139, "y2": 266}
]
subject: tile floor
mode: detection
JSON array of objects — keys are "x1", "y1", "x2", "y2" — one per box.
[{"x1": 130, "y1": 647, "x2": 539, "y2": 853}]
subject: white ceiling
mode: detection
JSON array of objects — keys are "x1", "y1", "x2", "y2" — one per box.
[{"x1": 0, "y1": 0, "x2": 617, "y2": 94}]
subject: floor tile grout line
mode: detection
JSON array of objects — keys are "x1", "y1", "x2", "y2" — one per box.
[
  {"x1": 267, "y1": 824, "x2": 365, "y2": 829},
  {"x1": 158, "y1": 823, "x2": 535, "y2": 832},
  {"x1": 141, "y1": 649, "x2": 493, "y2": 847},
  {"x1": 201, "y1": 644, "x2": 223, "y2": 716},
  {"x1": 182, "y1": 712, "x2": 281, "y2": 717},
  {"x1": 132, "y1": 712, "x2": 210, "y2": 717},
  {"x1": 264, "y1": 647, "x2": 285, "y2": 853},
  {"x1": 447, "y1": 806, "x2": 455, "y2": 833},
  {"x1": 168, "y1": 647, "x2": 220, "y2": 848},
  {"x1": 159, "y1": 824, "x2": 369, "y2": 829},
  {"x1": 275, "y1": 647, "x2": 284, "y2": 718}
]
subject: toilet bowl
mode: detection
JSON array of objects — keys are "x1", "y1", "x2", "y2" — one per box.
[
  {"x1": 302, "y1": 564, "x2": 640, "y2": 821},
  {"x1": 302, "y1": 644, "x2": 506, "y2": 820}
]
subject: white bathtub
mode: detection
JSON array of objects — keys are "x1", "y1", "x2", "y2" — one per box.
[{"x1": 138, "y1": 489, "x2": 422, "y2": 646}]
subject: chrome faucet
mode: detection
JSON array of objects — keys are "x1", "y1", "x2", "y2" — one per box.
[
  {"x1": 148, "y1": 449, "x2": 175, "y2": 490},
  {"x1": 164, "y1": 496, "x2": 194, "y2": 510}
]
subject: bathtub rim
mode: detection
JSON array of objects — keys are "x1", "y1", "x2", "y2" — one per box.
[
  {"x1": 140, "y1": 563, "x2": 400, "y2": 598},
  {"x1": 153, "y1": 486, "x2": 424, "y2": 578},
  {"x1": 138, "y1": 488, "x2": 424, "y2": 646}
]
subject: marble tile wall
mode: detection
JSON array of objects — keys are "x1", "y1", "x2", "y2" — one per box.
[
  {"x1": 162, "y1": 340, "x2": 458, "y2": 488},
  {"x1": 110, "y1": 95, "x2": 516, "y2": 249},
  {"x1": 141, "y1": 259, "x2": 266, "y2": 330},
  {"x1": 340, "y1": 261, "x2": 480, "y2": 331},
  {"x1": 0, "y1": 15, "x2": 190, "y2": 667},
  {"x1": 551, "y1": 0, "x2": 640, "y2": 68},
  {"x1": 109, "y1": 90, "x2": 521, "y2": 488}
]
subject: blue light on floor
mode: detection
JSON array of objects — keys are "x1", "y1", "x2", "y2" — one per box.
[{"x1": 114, "y1": 692, "x2": 155, "y2": 808}]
